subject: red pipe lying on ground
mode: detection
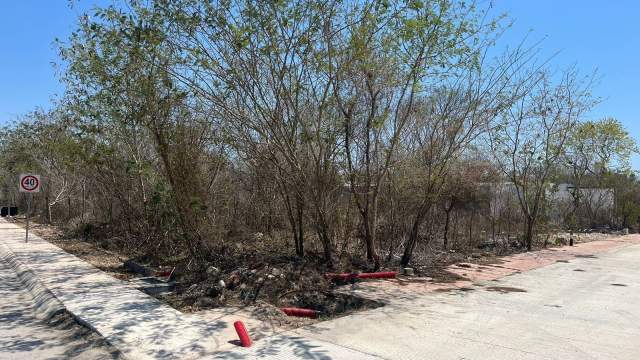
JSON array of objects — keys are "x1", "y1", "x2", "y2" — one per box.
[
  {"x1": 233, "y1": 321, "x2": 252, "y2": 347},
  {"x1": 356, "y1": 271, "x2": 397, "y2": 279},
  {"x1": 324, "y1": 271, "x2": 397, "y2": 281},
  {"x1": 281, "y1": 307, "x2": 319, "y2": 318}
]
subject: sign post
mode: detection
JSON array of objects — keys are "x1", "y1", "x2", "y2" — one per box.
[{"x1": 19, "y1": 174, "x2": 40, "y2": 243}]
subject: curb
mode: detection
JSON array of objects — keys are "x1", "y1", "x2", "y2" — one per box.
[
  {"x1": 0, "y1": 241, "x2": 124, "y2": 358},
  {"x1": 0, "y1": 242, "x2": 66, "y2": 322}
]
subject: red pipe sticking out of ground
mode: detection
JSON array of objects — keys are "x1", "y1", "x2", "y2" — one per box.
[
  {"x1": 324, "y1": 271, "x2": 397, "y2": 281},
  {"x1": 233, "y1": 321, "x2": 252, "y2": 347},
  {"x1": 281, "y1": 307, "x2": 320, "y2": 318}
]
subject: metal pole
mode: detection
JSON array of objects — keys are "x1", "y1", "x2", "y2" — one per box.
[{"x1": 25, "y1": 193, "x2": 31, "y2": 243}]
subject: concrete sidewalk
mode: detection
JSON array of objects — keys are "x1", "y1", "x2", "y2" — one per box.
[{"x1": 0, "y1": 219, "x2": 381, "y2": 360}]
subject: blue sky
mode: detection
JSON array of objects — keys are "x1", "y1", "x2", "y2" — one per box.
[
  {"x1": 0, "y1": 1, "x2": 104, "y2": 121},
  {"x1": 1, "y1": 1, "x2": 638, "y2": 169},
  {"x1": 491, "y1": 0, "x2": 640, "y2": 170}
]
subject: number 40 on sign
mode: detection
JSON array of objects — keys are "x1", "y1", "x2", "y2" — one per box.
[{"x1": 19, "y1": 174, "x2": 41, "y2": 193}]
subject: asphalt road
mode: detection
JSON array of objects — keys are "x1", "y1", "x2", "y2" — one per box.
[{"x1": 0, "y1": 260, "x2": 119, "y2": 360}]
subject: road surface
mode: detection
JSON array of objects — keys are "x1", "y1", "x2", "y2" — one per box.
[
  {"x1": 215, "y1": 241, "x2": 640, "y2": 359},
  {"x1": 285, "y1": 242, "x2": 640, "y2": 360},
  {"x1": 0, "y1": 259, "x2": 119, "y2": 360}
]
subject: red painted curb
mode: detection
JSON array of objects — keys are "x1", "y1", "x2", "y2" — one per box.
[
  {"x1": 281, "y1": 307, "x2": 319, "y2": 318},
  {"x1": 233, "y1": 321, "x2": 252, "y2": 347}
]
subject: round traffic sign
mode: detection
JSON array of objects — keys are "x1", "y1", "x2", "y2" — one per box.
[{"x1": 21, "y1": 175, "x2": 39, "y2": 192}]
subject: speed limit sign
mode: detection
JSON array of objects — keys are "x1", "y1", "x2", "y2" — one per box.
[
  {"x1": 18, "y1": 174, "x2": 40, "y2": 243},
  {"x1": 19, "y1": 174, "x2": 41, "y2": 193}
]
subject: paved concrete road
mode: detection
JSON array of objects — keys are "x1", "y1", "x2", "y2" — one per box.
[
  {"x1": 217, "y1": 242, "x2": 640, "y2": 359},
  {"x1": 290, "y1": 243, "x2": 640, "y2": 360},
  {"x1": 0, "y1": 260, "x2": 119, "y2": 360}
]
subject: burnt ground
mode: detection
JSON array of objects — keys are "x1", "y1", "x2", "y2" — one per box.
[{"x1": 6, "y1": 217, "x2": 616, "y2": 329}]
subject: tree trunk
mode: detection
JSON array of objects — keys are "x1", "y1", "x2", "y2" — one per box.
[
  {"x1": 453, "y1": 211, "x2": 458, "y2": 247},
  {"x1": 468, "y1": 211, "x2": 474, "y2": 245},
  {"x1": 525, "y1": 216, "x2": 535, "y2": 251},
  {"x1": 316, "y1": 221, "x2": 335, "y2": 269},
  {"x1": 401, "y1": 220, "x2": 421, "y2": 267},
  {"x1": 152, "y1": 128, "x2": 206, "y2": 263},
  {"x1": 491, "y1": 217, "x2": 496, "y2": 242},
  {"x1": 401, "y1": 206, "x2": 429, "y2": 267},
  {"x1": 362, "y1": 210, "x2": 381, "y2": 269},
  {"x1": 46, "y1": 194, "x2": 52, "y2": 224},
  {"x1": 109, "y1": 200, "x2": 113, "y2": 223},
  {"x1": 81, "y1": 181, "x2": 86, "y2": 224},
  {"x1": 295, "y1": 200, "x2": 304, "y2": 257},
  {"x1": 443, "y1": 208, "x2": 452, "y2": 250}
]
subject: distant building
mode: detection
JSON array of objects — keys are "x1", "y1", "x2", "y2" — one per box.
[{"x1": 483, "y1": 182, "x2": 614, "y2": 227}]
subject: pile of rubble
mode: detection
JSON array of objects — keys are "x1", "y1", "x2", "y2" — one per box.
[{"x1": 169, "y1": 262, "x2": 329, "y2": 311}]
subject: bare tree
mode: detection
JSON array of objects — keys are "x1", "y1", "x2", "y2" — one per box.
[
  {"x1": 489, "y1": 67, "x2": 595, "y2": 250},
  {"x1": 399, "y1": 42, "x2": 539, "y2": 266}
]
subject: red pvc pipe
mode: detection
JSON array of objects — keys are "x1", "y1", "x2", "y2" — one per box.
[
  {"x1": 325, "y1": 271, "x2": 397, "y2": 281},
  {"x1": 356, "y1": 271, "x2": 397, "y2": 279},
  {"x1": 155, "y1": 269, "x2": 172, "y2": 277},
  {"x1": 233, "y1": 321, "x2": 252, "y2": 347},
  {"x1": 281, "y1": 307, "x2": 319, "y2": 318}
]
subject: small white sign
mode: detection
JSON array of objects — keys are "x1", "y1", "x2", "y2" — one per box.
[{"x1": 19, "y1": 174, "x2": 41, "y2": 193}]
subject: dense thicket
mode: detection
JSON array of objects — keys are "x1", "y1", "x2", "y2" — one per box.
[{"x1": 1, "y1": 0, "x2": 638, "y2": 270}]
